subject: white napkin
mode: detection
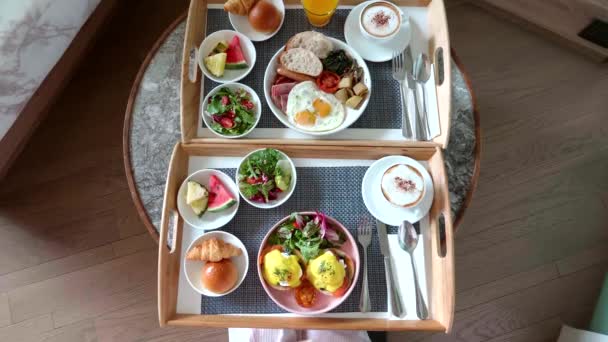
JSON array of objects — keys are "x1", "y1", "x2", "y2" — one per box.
[
  {"x1": 405, "y1": 64, "x2": 441, "y2": 140},
  {"x1": 386, "y1": 231, "x2": 429, "y2": 320}
]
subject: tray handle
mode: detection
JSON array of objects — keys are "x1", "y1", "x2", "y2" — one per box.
[
  {"x1": 427, "y1": 147, "x2": 455, "y2": 332},
  {"x1": 180, "y1": 0, "x2": 207, "y2": 142},
  {"x1": 158, "y1": 143, "x2": 188, "y2": 326},
  {"x1": 427, "y1": 0, "x2": 452, "y2": 149}
]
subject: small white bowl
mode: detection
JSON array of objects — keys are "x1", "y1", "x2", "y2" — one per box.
[
  {"x1": 228, "y1": 0, "x2": 285, "y2": 42},
  {"x1": 177, "y1": 169, "x2": 239, "y2": 230},
  {"x1": 198, "y1": 30, "x2": 256, "y2": 83},
  {"x1": 201, "y1": 83, "x2": 261, "y2": 139},
  {"x1": 236, "y1": 148, "x2": 297, "y2": 209},
  {"x1": 184, "y1": 231, "x2": 249, "y2": 297}
]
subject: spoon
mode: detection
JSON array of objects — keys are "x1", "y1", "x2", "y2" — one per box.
[
  {"x1": 398, "y1": 220, "x2": 429, "y2": 320},
  {"x1": 413, "y1": 53, "x2": 432, "y2": 140}
]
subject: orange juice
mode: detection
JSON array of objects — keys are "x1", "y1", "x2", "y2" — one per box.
[{"x1": 302, "y1": 0, "x2": 339, "y2": 27}]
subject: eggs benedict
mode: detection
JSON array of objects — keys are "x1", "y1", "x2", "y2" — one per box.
[
  {"x1": 261, "y1": 246, "x2": 304, "y2": 290},
  {"x1": 306, "y1": 249, "x2": 355, "y2": 297}
]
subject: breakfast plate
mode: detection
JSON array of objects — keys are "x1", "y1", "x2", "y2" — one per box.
[
  {"x1": 263, "y1": 33, "x2": 372, "y2": 136},
  {"x1": 344, "y1": 1, "x2": 411, "y2": 63},
  {"x1": 184, "y1": 230, "x2": 249, "y2": 297},
  {"x1": 228, "y1": 0, "x2": 285, "y2": 41},
  {"x1": 177, "y1": 169, "x2": 240, "y2": 230},
  {"x1": 362, "y1": 155, "x2": 434, "y2": 226},
  {"x1": 257, "y1": 212, "x2": 360, "y2": 314},
  {"x1": 198, "y1": 30, "x2": 256, "y2": 83}
]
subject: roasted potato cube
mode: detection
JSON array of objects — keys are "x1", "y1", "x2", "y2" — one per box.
[
  {"x1": 353, "y1": 82, "x2": 368, "y2": 96},
  {"x1": 338, "y1": 77, "x2": 352, "y2": 89},
  {"x1": 335, "y1": 89, "x2": 349, "y2": 103},
  {"x1": 345, "y1": 95, "x2": 363, "y2": 109}
]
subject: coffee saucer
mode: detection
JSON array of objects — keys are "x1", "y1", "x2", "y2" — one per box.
[
  {"x1": 344, "y1": 1, "x2": 411, "y2": 62},
  {"x1": 361, "y1": 155, "x2": 433, "y2": 226}
]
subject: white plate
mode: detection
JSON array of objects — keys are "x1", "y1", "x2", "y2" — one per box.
[
  {"x1": 201, "y1": 83, "x2": 262, "y2": 139},
  {"x1": 236, "y1": 148, "x2": 297, "y2": 209},
  {"x1": 344, "y1": 1, "x2": 411, "y2": 63},
  {"x1": 228, "y1": 0, "x2": 285, "y2": 42},
  {"x1": 177, "y1": 169, "x2": 239, "y2": 230},
  {"x1": 362, "y1": 156, "x2": 433, "y2": 226},
  {"x1": 183, "y1": 231, "x2": 249, "y2": 297},
  {"x1": 263, "y1": 37, "x2": 372, "y2": 136},
  {"x1": 198, "y1": 30, "x2": 256, "y2": 83}
]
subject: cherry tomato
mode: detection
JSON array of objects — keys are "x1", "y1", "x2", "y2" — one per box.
[
  {"x1": 316, "y1": 71, "x2": 340, "y2": 93},
  {"x1": 246, "y1": 177, "x2": 259, "y2": 185},
  {"x1": 295, "y1": 281, "x2": 317, "y2": 308},
  {"x1": 332, "y1": 277, "x2": 350, "y2": 297}
]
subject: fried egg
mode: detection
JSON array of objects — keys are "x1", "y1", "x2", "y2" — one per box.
[
  {"x1": 381, "y1": 164, "x2": 425, "y2": 207},
  {"x1": 286, "y1": 81, "x2": 345, "y2": 132}
]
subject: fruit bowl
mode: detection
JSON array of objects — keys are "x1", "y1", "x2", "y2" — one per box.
[
  {"x1": 198, "y1": 30, "x2": 256, "y2": 84},
  {"x1": 177, "y1": 169, "x2": 239, "y2": 230}
]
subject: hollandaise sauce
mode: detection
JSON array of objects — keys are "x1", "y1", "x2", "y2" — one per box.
[
  {"x1": 263, "y1": 250, "x2": 302, "y2": 288},
  {"x1": 306, "y1": 251, "x2": 346, "y2": 292}
]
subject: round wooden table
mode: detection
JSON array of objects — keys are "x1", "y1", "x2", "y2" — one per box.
[{"x1": 123, "y1": 14, "x2": 481, "y2": 242}]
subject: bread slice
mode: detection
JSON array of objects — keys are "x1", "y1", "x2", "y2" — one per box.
[
  {"x1": 279, "y1": 48, "x2": 323, "y2": 77},
  {"x1": 286, "y1": 31, "x2": 333, "y2": 59}
]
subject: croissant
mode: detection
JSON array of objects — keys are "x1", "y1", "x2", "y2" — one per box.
[
  {"x1": 186, "y1": 238, "x2": 242, "y2": 262},
  {"x1": 224, "y1": 0, "x2": 257, "y2": 16}
]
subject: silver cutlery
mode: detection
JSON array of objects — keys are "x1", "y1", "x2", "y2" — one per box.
[
  {"x1": 404, "y1": 46, "x2": 425, "y2": 140},
  {"x1": 357, "y1": 217, "x2": 372, "y2": 313},
  {"x1": 414, "y1": 53, "x2": 432, "y2": 140},
  {"x1": 377, "y1": 219, "x2": 403, "y2": 317},
  {"x1": 391, "y1": 50, "x2": 413, "y2": 139},
  {"x1": 398, "y1": 220, "x2": 428, "y2": 319}
]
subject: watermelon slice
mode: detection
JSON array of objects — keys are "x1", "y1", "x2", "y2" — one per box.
[
  {"x1": 207, "y1": 175, "x2": 237, "y2": 212},
  {"x1": 225, "y1": 36, "x2": 248, "y2": 70}
]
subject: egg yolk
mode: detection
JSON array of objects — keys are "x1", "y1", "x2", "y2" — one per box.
[
  {"x1": 295, "y1": 111, "x2": 316, "y2": 126},
  {"x1": 313, "y1": 98, "x2": 332, "y2": 117}
]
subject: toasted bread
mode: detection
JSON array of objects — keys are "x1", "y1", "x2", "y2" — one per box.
[
  {"x1": 279, "y1": 48, "x2": 323, "y2": 77},
  {"x1": 286, "y1": 31, "x2": 333, "y2": 59}
]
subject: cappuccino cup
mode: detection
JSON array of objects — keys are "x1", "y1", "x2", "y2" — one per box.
[{"x1": 359, "y1": 1, "x2": 405, "y2": 41}]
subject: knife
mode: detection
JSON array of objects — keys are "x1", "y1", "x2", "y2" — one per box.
[
  {"x1": 377, "y1": 219, "x2": 403, "y2": 317},
  {"x1": 404, "y1": 46, "x2": 424, "y2": 140}
]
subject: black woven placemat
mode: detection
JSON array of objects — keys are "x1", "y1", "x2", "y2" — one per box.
[
  {"x1": 203, "y1": 9, "x2": 402, "y2": 129},
  {"x1": 200, "y1": 166, "x2": 401, "y2": 314}
]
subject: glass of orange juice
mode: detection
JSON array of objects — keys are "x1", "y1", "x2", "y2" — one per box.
[{"x1": 302, "y1": 0, "x2": 339, "y2": 27}]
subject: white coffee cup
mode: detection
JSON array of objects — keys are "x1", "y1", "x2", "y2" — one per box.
[{"x1": 359, "y1": 1, "x2": 406, "y2": 41}]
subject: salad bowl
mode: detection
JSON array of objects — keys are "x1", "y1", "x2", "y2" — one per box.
[
  {"x1": 257, "y1": 212, "x2": 360, "y2": 315},
  {"x1": 236, "y1": 148, "x2": 297, "y2": 209},
  {"x1": 201, "y1": 83, "x2": 261, "y2": 139}
]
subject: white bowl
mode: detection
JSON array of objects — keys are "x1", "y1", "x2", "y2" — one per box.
[
  {"x1": 201, "y1": 83, "x2": 261, "y2": 138},
  {"x1": 236, "y1": 148, "x2": 297, "y2": 209},
  {"x1": 183, "y1": 231, "x2": 249, "y2": 297},
  {"x1": 361, "y1": 155, "x2": 434, "y2": 226},
  {"x1": 263, "y1": 37, "x2": 372, "y2": 136},
  {"x1": 198, "y1": 30, "x2": 256, "y2": 84},
  {"x1": 177, "y1": 169, "x2": 239, "y2": 230},
  {"x1": 228, "y1": 0, "x2": 285, "y2": 42}
]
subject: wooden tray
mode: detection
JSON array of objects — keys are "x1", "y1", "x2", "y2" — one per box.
[
  {"x1": 180, "y1": 0, "x2": 452, "y2": 148},
  {"x1": 158, "y1": 142, "x2": 454, "y2": 331}
]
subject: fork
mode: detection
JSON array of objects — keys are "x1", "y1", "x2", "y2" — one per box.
[
  {"x1": 357, "y1": 217, "x2": 372, "y2": 313},
  {"x1": 392, "y1": 50, "x2": 414, "y2": 139}
]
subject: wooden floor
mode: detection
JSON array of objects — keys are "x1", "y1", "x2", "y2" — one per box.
[{"x1": 0, "y1": 1, "x2": 607, "y2": 341}]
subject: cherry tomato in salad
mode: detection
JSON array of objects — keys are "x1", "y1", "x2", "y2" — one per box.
[
  {"x1": 246, "y1": 177, "x2": 259, "y2": 185},
  {"x1": 295, "y1": 281, "x2": 317, "y2": 308},
  {"x1": 316, "y1": 71, "x2": 340, "y2": 93}
]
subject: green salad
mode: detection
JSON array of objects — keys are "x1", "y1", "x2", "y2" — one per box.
[
  {"x1": 206, "y1": 87, "x2": 256, "y2": 136},
  {"x1": 238, "y1": 148, "x2": 292, "y2": 203}
]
